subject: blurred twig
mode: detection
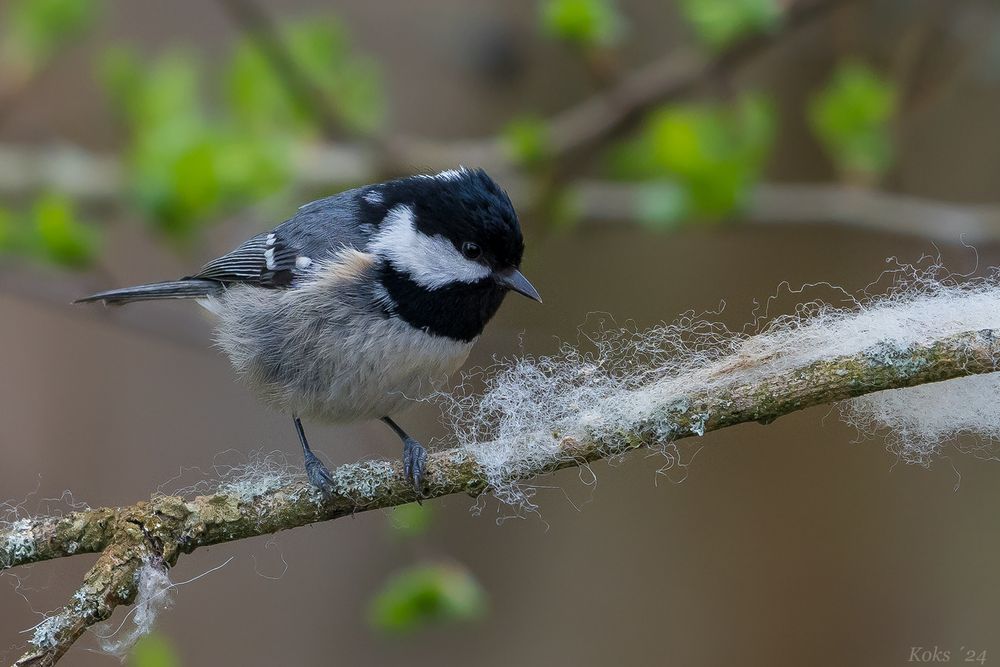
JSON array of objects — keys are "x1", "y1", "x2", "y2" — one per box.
[
  {"x1": 214, "y1": 0, "x2": 348, "y2": 140},
  {"x1": 3, "y1": 141, "x2": 999, "y2": 239},
  {"x1": 4, "y1": 327, "x2": 999, "y2": 665},
  {"x1": 528, "y1": 0, "x2": 848, "y2": 166},
  {"x1": 571, "y1": 180, "x2": 1000, "y2": 243},
  {"x1": 0, "y1": 62, "x2": 56, "y2": 132}
]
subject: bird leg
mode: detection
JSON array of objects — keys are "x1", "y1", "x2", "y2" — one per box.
[
  {"x1": 381, "y1": 416, "x2": 427, "y2": 495},
  {"x1": 294, "y1": 416, "x2": 335, "y2": 496}
]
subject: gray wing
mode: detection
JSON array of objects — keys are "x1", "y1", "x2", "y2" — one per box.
[{"x1": 192, "y1": 190, "x2": 373, "y2": 288}]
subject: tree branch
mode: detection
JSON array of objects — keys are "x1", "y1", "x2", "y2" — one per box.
[{"x1": 5, "y1": 328, "x2": 999, "y2": 664}]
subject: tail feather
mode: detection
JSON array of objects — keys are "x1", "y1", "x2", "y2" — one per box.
[{"x1": 75, "y1": 279, "x2": 221, "y2": 305}]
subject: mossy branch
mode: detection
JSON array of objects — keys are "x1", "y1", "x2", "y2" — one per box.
[{"x1": 4, "y1": 328, "x2": 999, "y2": 665}]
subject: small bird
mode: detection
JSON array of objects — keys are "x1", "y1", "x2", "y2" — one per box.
[{"x1": 77, "y1": 168, "x2": 540, "y2": 495}]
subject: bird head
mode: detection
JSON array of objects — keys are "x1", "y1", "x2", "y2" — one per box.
[{"x1": 362, "y1": 168, "x2": 541, "y2": 341}]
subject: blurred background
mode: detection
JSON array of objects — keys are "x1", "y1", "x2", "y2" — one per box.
[{"x1": 2, "y1": 0, "x2": 1000, "y2": 664}]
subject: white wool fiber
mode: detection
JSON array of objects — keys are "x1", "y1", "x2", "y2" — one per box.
[
  {"x1": 442, "y1": 262, "x2": 1000, "y2": 509},
  {"x1": 843, "y1": 373, "x2": 1000, "y2": 464},
  {"x1": 93, "y1": 561, "x2": 173, "y2": 658}
]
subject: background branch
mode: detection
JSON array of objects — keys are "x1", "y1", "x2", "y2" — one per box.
[
  {"x1": 5, "y1": 327, "x2": 999, "y2": 664},
  {"x1": 4, "y1": 141, "x2": 1000, "y2": 242},
  {"x1": 0, "y1": 0, "x2": 845, "y2": 200},
  {"x1": 572, "y1": 180, "x2": 1000, "y2": 243}
]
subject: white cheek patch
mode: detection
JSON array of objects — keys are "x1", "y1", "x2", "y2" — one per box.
[{"x1": 368, "y1": 205, "x2": 492, "y2": 289}]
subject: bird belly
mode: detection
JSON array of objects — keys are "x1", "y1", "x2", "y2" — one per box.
[
  {"x1": 291, "y1": 321, "x2": 474, "y2": 422},
  {"x1": 213, "y1": 284, "x2": 474, "y2": 423}
]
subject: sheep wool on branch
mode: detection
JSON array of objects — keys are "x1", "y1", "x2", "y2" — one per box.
[{"x1": 445, "y1": 262, "x2": 1000, "y2": 508}]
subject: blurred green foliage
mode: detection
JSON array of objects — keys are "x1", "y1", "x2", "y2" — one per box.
[
  {"x1": 388, "y1": 502, "x2": 432, "y2": 538},
  {"x1": 32, "y1": 193, "x2": 100, "y2": 266},
  {"x1": 0, "y1": 1, "x2": 907, "y2": 271},
  {"x1": 227, "y1": 20, "x2": 384, "y2": 137},
  {"x1": 679, "y1": 0, "x2": 781, "y2": 50},
  {"x1": 502, "y1": 116, "x2": 551, "y2": 167},
  {"x1": 539, "y1": 0, "x2": 624, "y2": 48},
  {"x1": 2, "y1": 0, "x2": 101, "y2": 71},
  {"x1": 611, "y1": 95, "x2": 774, "y2": 222},
  {"x1": 97, "y1": 16, "x2": 381, "y2": 239},
  {"x1": 809, "y1": 61, "x2": 897, "y2": 180},
  {"x1": 369, "y1": 563, "x2": 487, "y2": 634},
  {"x1": 130, "y1": 633, "x2": 180, "y2": 667},
  {"x1": 100, "y1": 48, "x2": 291, "y2": 237},
  {"x1": 0, "y1": 195, "x2": 99, "y2": 268}
]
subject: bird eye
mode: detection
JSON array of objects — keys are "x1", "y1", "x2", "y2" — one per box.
[{"x1": 462, "y1": 242, "x2": 483, "y2": 260}]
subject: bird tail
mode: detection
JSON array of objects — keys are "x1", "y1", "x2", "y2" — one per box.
[{"x1": 75, "y1": 279, "x2": 222, "y2": 305}]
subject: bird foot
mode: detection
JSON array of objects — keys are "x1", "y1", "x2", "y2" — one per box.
[
  {"x1": 303, "y1": 448, "x2": 336, "y2": 498},
  {"x1": 403, "y1": 437, "x2": 427, "y2": 497}
]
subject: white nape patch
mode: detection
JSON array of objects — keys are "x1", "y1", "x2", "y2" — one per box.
[
  {"x1": 433, "y1": 168, "x2": 465, "y2": 181},
  {"x1": 295, "y1": 256, "x2": 313, "y2": 270},
  {"x1": 264, "y1": 248, "x2": 276, "y2": 270},
  {"x1": 416, "y1": 166, "x2": 468, "y2": 182},
  {"x1": 265, "y1": 233, "x2": 276, "y2": 247},
  {"x1": 363, "y1": 190, "x2": 383, "y2": 206},
  {"x1": 368, "y1": 204, "x2": 491, "y2": 289}
]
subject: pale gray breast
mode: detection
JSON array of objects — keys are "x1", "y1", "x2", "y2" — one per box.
[{"x1": 212, "y1": 248, "x2": 474, "y2": 422}]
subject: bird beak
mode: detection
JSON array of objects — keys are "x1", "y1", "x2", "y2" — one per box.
[{"x1": 496, "y1": 267, "x2": 542, "y2": 303}]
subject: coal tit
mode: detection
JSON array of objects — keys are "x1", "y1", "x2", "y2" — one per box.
[{"x1": 77, "y1": 168, "x2": 541, "y2": 495}]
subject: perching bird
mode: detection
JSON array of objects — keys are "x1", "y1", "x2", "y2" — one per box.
[{"x1": 77, "y1": 168, "x2": 540, "y2": 495}]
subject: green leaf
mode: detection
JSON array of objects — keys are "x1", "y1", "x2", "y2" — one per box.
[
  {"x1": 226, "y1": 19, "x2": 384, "y2": 136},
  {"x1": 214, "y1": 132, "x2": 292, "y2": 201},
  {"x1": 502, "y1": 116, "x2": 550, "y2": 167},
  {"x1": 31, "y1": 194, "x2": 99, "y2": 267},
  {"x1": 637, "y1": 94, "x2": 774, "y2": 218},
  {"x1": 3, "y1": 0, "x2": 100, "y2": 69},
  {"x1": 809, "y1": 61, "x2": 897, "y2": 180},
  {"x1": 369, "y1": 563, "x2": 487, "y2": 634},
  {"x1": 389, "y1": 503, "x2": 432, "y2": 538},
  {"x1": 130, "y1": 633, "x2": 180, "y2": 667},
  {"x1": 101, "y1": 50, "x2": 204, "y2": 130},
  {"x1": 679, "y1": 0, "x2": 781, "y2": 50},
  {"x1": 540, "y1": 0, "x2": 624, "y2": 48}
]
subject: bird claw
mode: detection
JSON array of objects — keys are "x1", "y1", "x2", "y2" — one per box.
[
  {"x1": 304, "y1": 449, "x2": 336, "y2": 498},
  {"x1": 402, "y1": 437, "x2": 427, "y2": 497}
]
